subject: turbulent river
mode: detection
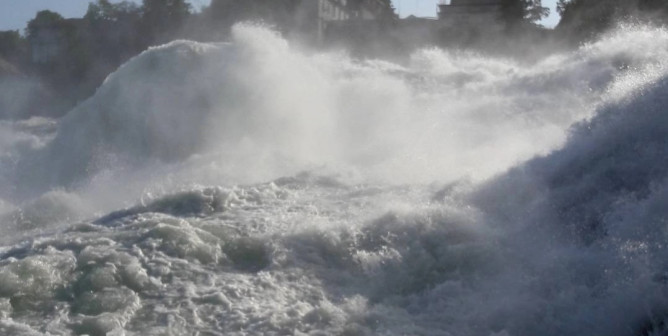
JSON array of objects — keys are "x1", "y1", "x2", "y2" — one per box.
[{"x1": 1, "y1": 24, "x2": 668, "y2": 335}]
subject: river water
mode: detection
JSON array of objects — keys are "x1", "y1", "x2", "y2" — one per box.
[{"x1": 1, "y1": 24, "x2": 668, "y2": 335}]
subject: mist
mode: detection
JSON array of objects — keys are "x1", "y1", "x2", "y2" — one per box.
[
  {"x1": 4, "y1": 22, "x2": 613, "y2": 206},
  {"x1": 1, "y1": 1, "x2": 668, "y2": 335}
]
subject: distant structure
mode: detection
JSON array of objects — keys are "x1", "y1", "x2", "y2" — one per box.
[
  {"x1": 29, "y1": 19, "x2": 84, "y2": 64},
  {"x1": 349, "y1": 0, "x2": 394, "y2": 20},
  {"x1": 296, "y1": 0, "x2": 395, "y2": 43},
  {"x1": 296, "y1": 0, "x2": 348, "y2": 42},
  {"x1": 437, "y1": 0, "x2": 503, "y2": 22},
  {"x1": 30, "y1": 25, "x2": 63, "y2": 64}
]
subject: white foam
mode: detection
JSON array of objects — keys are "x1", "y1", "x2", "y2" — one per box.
[
  {"x1": 1, "y1": 23, "x2": 668, "y2": 336},
  {"x1": 15, "y1": 23, "x2": 662, "y2": 204}
]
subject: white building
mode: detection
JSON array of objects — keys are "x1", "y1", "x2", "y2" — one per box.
[{"x1": 295, "y1": 0, "x2": 393, "y2": 43}]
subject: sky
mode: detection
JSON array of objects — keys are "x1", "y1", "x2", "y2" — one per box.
[{"x1": 0, "y1": 0, "x2": 560, "y2": 32}]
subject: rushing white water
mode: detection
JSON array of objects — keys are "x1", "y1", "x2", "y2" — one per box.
[{"x1": 1, "y1": 23, "x2": 668, "y2": 335}]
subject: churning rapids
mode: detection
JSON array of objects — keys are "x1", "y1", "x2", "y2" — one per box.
[{"x1": 1, "y1": 24, "x2": 668, "y2": 335}]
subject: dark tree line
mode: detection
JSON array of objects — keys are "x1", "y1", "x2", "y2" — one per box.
[
  {"x1": 0, "y1": 0, "x2": 402, "y2": 116},
  {"x1": 12, "y1": 0, "x2": 655, "y2": 118},
  {"x1": 0, "y1": 0, "x2": 194, "y2": 111}
]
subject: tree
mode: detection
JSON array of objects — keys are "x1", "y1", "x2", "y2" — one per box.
[
  {"x1": 0, "y1": 30, "x2": 27, "y2": 65},
  {"x1": 26, "y1": 10, "x2": 65, "y2": 40},
  {"x1": 84, "y1": 0, "x2": 143, "y2": 70},
  {"x1": 556, "y1": 0, "x2": 570, "y2": 15},
  {"x1": 499, "y1": 0, "x2": 550, "y2": 29},
  {"x1": 141, "y1": 0, "x2": 192, "y2": 43},
  {"x1": 525, "y1": 0, "x2": 550, "y2": 22},
  {"x1": 85, "y1": 0, "x2": 141, "y2": 22}
]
